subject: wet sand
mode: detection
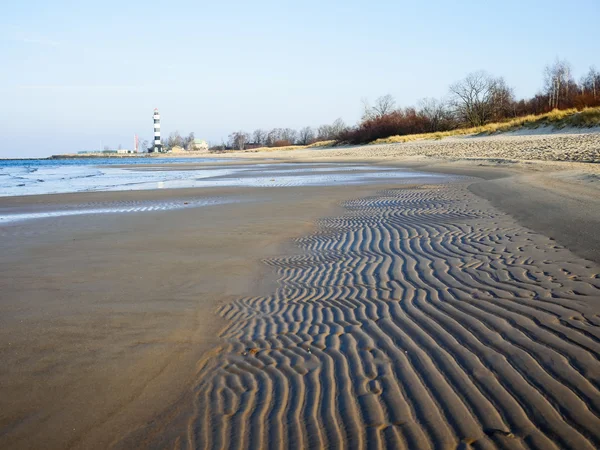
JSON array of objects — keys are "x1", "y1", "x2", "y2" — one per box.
[
  {"x1": 1, "y1": 182, "x2": 427, "y2": 449},
  {"x1": 1, "y1": 161, "x2": 600, "y2": 449}
]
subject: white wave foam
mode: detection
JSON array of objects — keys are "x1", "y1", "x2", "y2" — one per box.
[
  {"x1": 0, "y1": 162, "x2": 444, "y2": 197},
  {"x1": 0, "y1": 198, "x2": 239, "y2": 224}
]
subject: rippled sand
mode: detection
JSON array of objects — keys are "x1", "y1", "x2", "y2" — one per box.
[{"x1": 139, "y1": 182, "x2": 600, "y2": 449}]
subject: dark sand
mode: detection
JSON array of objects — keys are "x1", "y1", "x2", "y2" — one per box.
[{"x1": 1, "y1": 161, "x2": 600, "y2": 449}]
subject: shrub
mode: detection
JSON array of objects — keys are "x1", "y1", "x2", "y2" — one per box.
[
  {"x1": 337, "y1": 109, "x2": 452, "y2": 145},
  {"x1": 272, "y1": 140, "x2": 293, "y2": 147}
]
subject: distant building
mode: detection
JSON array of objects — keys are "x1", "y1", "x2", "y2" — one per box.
[{"x1": 187, "y1": 138, "x2": 209, "y2": 152}]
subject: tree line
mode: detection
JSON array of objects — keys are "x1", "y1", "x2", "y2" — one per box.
[
  {"x1": 220, "y1": 59, "x2": 600, "y2": 149},
  {"x1": 137, "y1": 131, "x2": 196, "y2": 152},
  {"x1": 223, "y1": 119, "x2": 347, "y2": 151},
  {"x1": 165, "y1": 131, "x2": 196, "y2": 149}
]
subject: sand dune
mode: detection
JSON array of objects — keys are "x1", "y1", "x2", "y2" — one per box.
[{"x1": 180, "y1": 182, "x2": 600, "y2": 449}]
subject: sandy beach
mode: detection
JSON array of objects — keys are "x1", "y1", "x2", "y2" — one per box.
[
  {"x1": 1, "y1": 131, "x2": 600, "y2": 449},
  {"x1": 0, "y1": 182, "x2": 401, "y2": 449}
]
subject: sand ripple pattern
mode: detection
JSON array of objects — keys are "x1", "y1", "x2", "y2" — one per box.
[{"x1": 187, "y1": 184, "x2": 600, "y2": 449}]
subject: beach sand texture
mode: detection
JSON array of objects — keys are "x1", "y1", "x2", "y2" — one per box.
[
  {"x1": 221, "y1": 130, "x2": 600, "y2": 163},
  {"x1": 2, "y1": 155, "x2": 600, "y2": 449},
  {"x1": 360, "y1": 130, "x2": 600, "y2": 163},
  {"x1": 167, "y1": 182, "x2": 600, "y2": 449}
]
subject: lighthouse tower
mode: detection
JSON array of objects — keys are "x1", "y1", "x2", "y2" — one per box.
[{"x1": 152, "y1": 108, "x2": 162, "y2": 153}]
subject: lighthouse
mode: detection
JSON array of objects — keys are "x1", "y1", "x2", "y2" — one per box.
[{"x1": 152, "y1": 108, "x2": 162, "y2": 153}]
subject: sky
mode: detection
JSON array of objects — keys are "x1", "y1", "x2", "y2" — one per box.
[{"x1": 1, "y1": 0, "x2": 599, "y2": 158}]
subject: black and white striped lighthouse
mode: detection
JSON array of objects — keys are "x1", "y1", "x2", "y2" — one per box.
[{"x1": 152, "y1": 108, "x2": 162, "y2": 153}]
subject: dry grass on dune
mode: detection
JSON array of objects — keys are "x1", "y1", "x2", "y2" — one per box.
[
  {"x1": 306, "y1": 140, "x2": 336, "y2": 148},
  {"x1": 374, "y1": 107, "x2": 600, "y2": 145}
]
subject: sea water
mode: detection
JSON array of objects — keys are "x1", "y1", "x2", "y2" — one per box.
[
  {"x1": 0, "y1": 158, "x2": 225, "y2": 197},
  {"x1": 0, "y1": 159, "x2": 441, "y2": 197}
]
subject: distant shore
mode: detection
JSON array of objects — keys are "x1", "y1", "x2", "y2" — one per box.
[
  {"x1": 15, "y1": 124, "x2": 599, "y2": 164},
  {"x1": 46, "y1": 153, "x2": 212, "y2": 160}
]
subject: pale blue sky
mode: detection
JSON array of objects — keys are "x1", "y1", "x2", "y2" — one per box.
[{"x1": 1, "y1": 0, "x2": 599, "y2": 157}]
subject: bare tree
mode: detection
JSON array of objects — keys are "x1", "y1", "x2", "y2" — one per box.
[
  {"x1": 330, "y1": 118, "x2": 347, "y2": 137},
  {"x1": 418, "y1": 98, "x2": 451, "y2": 132},
  {"x1": 360, "y1": 95, "x2": 397, "y2": 121},
  {"x1": 252, "y1": 129, "x2": 266, "y2": 145},
  {"x1": 361, "y1": 97, "x2": 374, "y2": 121},
  {"x1": 372, "y1": 94, "x2": 396, "y2": 118},
  {"x1": 181, "y1": 132, "x2": 195, "y2": 149},
  {"x1": 489, "y1": 78, "x2": 515, "y2": 120},
  {"x1": 317, "y1": 124, "x2": 334, "y2": 140},
  {"x1": 581, "y1": 66, "x2": 599, "y2": 99},
  {"x1": 544, "y1": 58, "x2": 574, "y2": 109},
  {"x1": 281, "y1": 128, "x2": 298, "y2": 144},
  {"x1": 266, "y1": 128, "x2": 282, "y2": 146},
  {"x1": 449, "y1": 71, "x2": 512, "y2": 126},
  {"x1": 140, "y1": 139, "x2": 149, "y2": 152},
  {"x1": 166, "y1": 131, "x2": 184, "y2": 149},
  {"x1": 315, "y1": 119, "x2": 347, "y2": 141},
  {"x1": 228, "y1": 131, "x2": 250, "y2": 150},
  {"x1": 298, "y1": 126, "x2": 315, "y2": 145}
]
